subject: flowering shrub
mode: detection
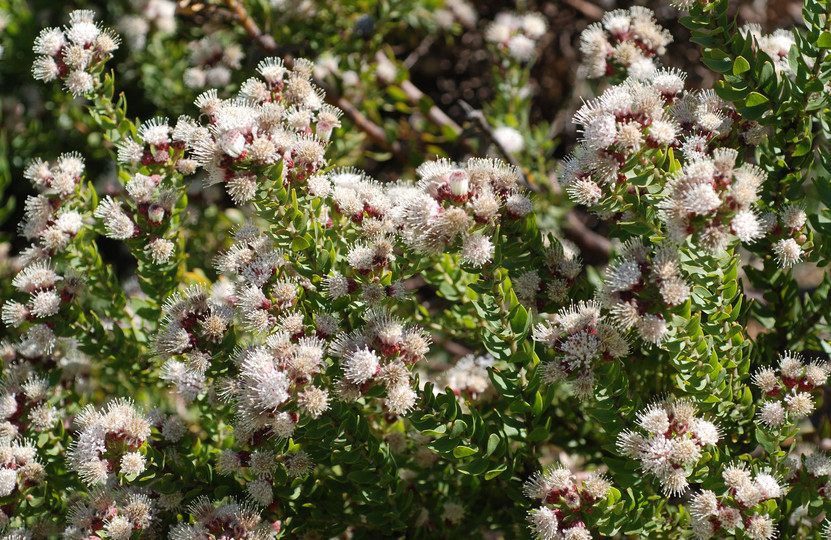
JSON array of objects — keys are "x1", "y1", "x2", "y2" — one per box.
[{"x1": 1, "y1": 0, "x2": 831, "y2": 538}]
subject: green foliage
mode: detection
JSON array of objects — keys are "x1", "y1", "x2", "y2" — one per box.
[{"x1": 2, "y1": 0, "x2": 831, "y2": 538}]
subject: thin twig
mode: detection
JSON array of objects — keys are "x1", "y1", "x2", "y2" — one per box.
[
  {"x1": 313, "y1": 77, "x2": 408, "y2": 161},
  {"x1": 563, "y1": 211, "x2": 612, "y2": 265},
  {"x1": 374, "y1": 52, "x2": 463, "y2": 135},
  {"x1": 563, "y1": 0, "x2": 604, "y2": 20},
  {"x1": 403, "y1": 36, "x2": 436, "y2": 70},
  {"x1": 224, "y1": 0, "x2": 276, "y2": 51},
  {"x1": 457, "y1": 99, "x2": 537, "y2": 193}
]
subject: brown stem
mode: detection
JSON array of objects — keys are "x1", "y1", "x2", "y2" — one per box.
[
  {"x1": 457, "y1": 100, "x2": 536, "y2": 192},
  {"x1": 375, "y1": 52, "x2": 463, "y2": 135},
  {"x1": 224, "y1": 0, "x2": 276, "y2": 51},
  {"x1": 314, "y1": 77, "x2": 408, "y2": 161},
  {"x1": 563, "y1": 211, "x2": 612, "y2": 265},
  {"x1": 563, "y1": 0, "x2": 604, "y2": 20}
]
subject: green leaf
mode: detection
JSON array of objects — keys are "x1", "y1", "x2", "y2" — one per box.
[
  {"x1": 484, "y1": 433, "x2": 501, "y2": 457},
  {"x1": 485, "y1": 464, "x2": 508, "y2": 480},
  {"x1": 527, "y1": 427, "x2": 549, "y2": 442},
  {"x1": 291, "y1": 236, "x2": 310, "y2": 251},
  {"x1": 452, "y1": 446, "x2": 478, "y2": 458},
  {"x1": 458, "y1": 459, "x2": 489, "y2": 476},
  {"x1": 745, "y1": 92, "x2": 769, "y2": 107},
  {"x1": 755, "y1": 427, "x2": 778, "y2": 454},
  {"x1": 818, "y1": 31, "x2": 831, "y2": 48},
  {"x1": 733, "y1": 56, "x2": 751, "y2": 75},
  {"x1": 347, "y1": 470, "x2": 378, "y2": 484},
  {"x1": 509, "y1": 304, "x2": 529, "y2": 335}
]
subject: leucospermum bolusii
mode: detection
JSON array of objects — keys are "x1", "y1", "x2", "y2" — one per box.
[
  {"x1": 64, "y1": 486, "x2": 157, "y2": 539},
  {"x1": 561, "y1": 74, "x2": 768, "y2": 243},
  {"x1": 32, "y1": 10, "x2": 119, "y2": 96},
  {"x1": 8, "y1": 0, "x2": 831, "y2": 537},
  {"x1": 485, "y1": 12, "x2": 548, "y2": 63},
  {"x1": 689, "y1": 465, "x2": 784, "y2": 539},
  {"x1": 67, "y1": 399, "x2": 151, "y2": 486},
  {"x1": 752, "y1": 350, "x2": 828, "y2": 429},
  {"x1": 657, "y1": 147, "x2": 767, "y2": 251},
  {"x1": 524, "y1": 464, "x2": 613, "y2": 540},
  {"x1": 783, "y1": 447, "x2": 831, "y2": 498},
  {"x1": 1, "y1": 153, "x2": 88, "y2": 330},
  {"x1": 396, "y1": 157, "x2": 532, "y2": 267},
  {"x1": 0, "y1": 439, "x2": 45, "y2": 498},
  {"x1": 186, "y1": 57, "x2": 338, "y2": 199},
  {"x1": 532, "y1": 300, "x2": 628, "y2": 400},
  {"x1": 616, "y1": 398, "x2": 720, "y2": 496},
  {"x1": 579, "y1": 7, "x2": 672, "y2": 79},
  {"x1": 598, "y1": 240, "x2": 691, "y2": 345},
  {"x1": 561, "y1": 73, "x2": 686, "y2": 206},
  {"x1": 168, "y1": 497, "x2": 278, "y2": 540},
  {"x1": 435, "y1": 353, "x2": 496, "y2": 401},
  {"x1": 512, "y1": 240, "x2": 583, "y2": 309},
  {"x1": 116, "y1": 56, "x2": 341, "y2": 208}
]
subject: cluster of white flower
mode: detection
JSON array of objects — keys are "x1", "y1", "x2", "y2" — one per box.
[
  {"x1": 168, "y1": 497, "x2": 278, "y2": 540},
  {"x1": 402, "y1": 157, "x2": 531, "y2": 266},
  {"x1": 765, "y1": 203, "x2": 808, "y2": 269},
  {"x1": 18, "y1": 153, "x2": 86, "y2": 253},
  {"x1": 689, "y1": 466, "x2": 783, "y2": 539},
  {"x1": 0, "y1": 439, "x2": 45, "y2": 498},
  {"x1": 146, "y1": 407, "x2": 187, "y2": 443},
  {"x1": 156, "y1": 284, "x2": 233, "y2": 400},
  {"x1": 118, "y1": 0, "x2": 176, "y2": 51},
  {"x1": 435, "y1": 354, "x2": 495, "y2": 400},
  {"x1": 434, "y1": 0, "x2": 478, "y2": 31},
  {"x1": 224, "y1": 340, "x2": 324, "y2": 443},
  {"x1": 0, "y1": 154, "x2": 85, "y2": 363},
  {"x1": 32, "y1": 10, "x2": 120, "y2": 96},
  {"x1": 579, "y1": 7, "x2": 672, "y2": 80},
  {"x1": 324, "y1": 158, "x2": 532, "y2": 273},
  {"x1": 153, "y1": 213, "x2": 430, "y2": 488},
  {"x1": 0, "y1": 370, "x2": 58, "y2": 435},
  {"x1": 740, "y1": 24, "x2": 796, "y2": 77},
  {"x1": 562, "y1": 74, "x2": 768, "y2": 215},
  {"x1": 186, "y1": 58, "x2": 339, "y2": 202},
  {"x1": 513, "y1": 242, "x2": 583, "y2": 308},
  {"x1": 216, "y1": 448, "x2": 280, "y2": 507},
  {"x1": 183, "y1": 35, "x2": 244, "y2": 90},
  {"x1": 216, "y1": 447, "x2": 311, "y2": 506},
  {"x1": 485, "y1": 12, "x2": 548, "y2": 63},
  {"x1": 752, "y1": 351, "x2": 828, "y2": 429},
  {"x1": 532, "y1": 300, "x2": 628, "y2": 400},
  {"x1": 116, "y1": 115, "x2": 195, "y2": 169},
  {"x1": 598, "y1": 240, "x2": 690, "y2": 345},
  {"x1": 92, "y1": 171, "x2": 179, "y2": 264},
  {"x1": 617, "y1": 398, "x2": 720, "y2": 496},
  {"x1": 784, "y1": 447, "x2": 831, "y2": 495},
  {"x1": 64, "y1": 487, "x2": 155, "y2": 540},
  {"x1": 116, "y1": 56, "x2": 341, "y2": 207},
  {"x1": 561, "y1": 73, "x2": 686, "y2": 206},
  {"x1": 0, "y1": 336, "x2": 91, "y2": 398},
  {"x1": 524, "y1": 464, "x2": 612, "y2": 540},
  {"x1": 2, "y1": 260, "x2": 76, "y2": 331},
  {"x1": 66, "y1": 399, "x2": 151, "y2": 486},
  {"x1": 659, "y1": 147, "x2": 769, "y2": 252},
  {"x1": 330, "y1": 308, "x2": 430, "y2": 414}
]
